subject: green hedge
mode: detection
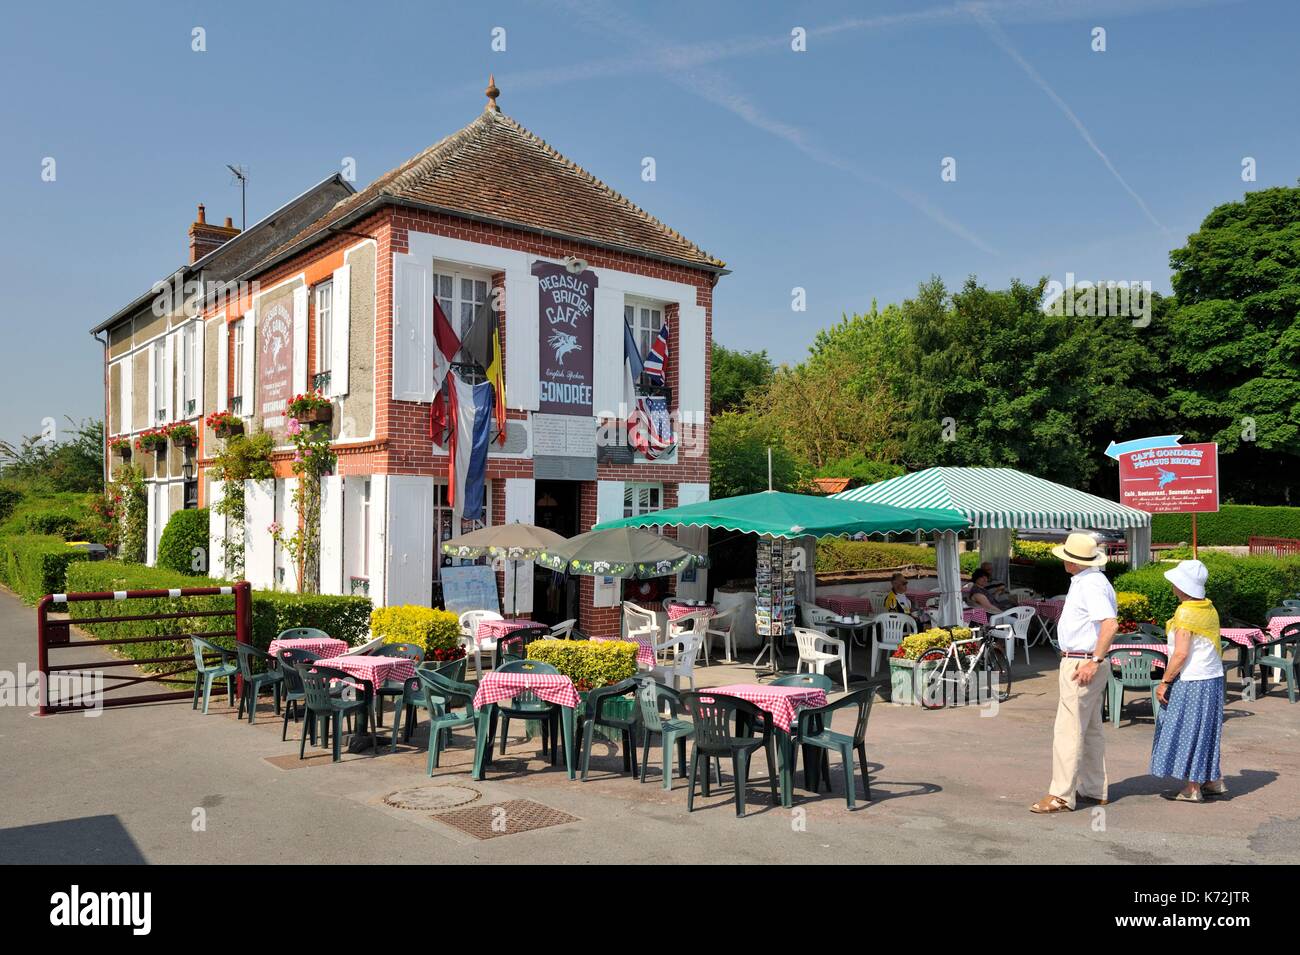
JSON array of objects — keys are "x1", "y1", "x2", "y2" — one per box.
[
  {"x1": 0, "y1": 535, "x2": 90, "y2": 602},
  {"x1": 157, "y1": 508, "x2": 210, "y2": 576},
  {"x1": 1008, "y1": 540, "x2": 1128, "y2": 596},
  {"x1": 816, "y1": 539, "x2": 982, "y2": 575},
  {"x1": 370, "y1": 605, "x2": 461, "y2": 657},
  {"x1": 1113, "y1": 553, "x2": 1300, "y2": 625},
  {"x1": 64, "y1": 562, "x2": 373, "y2": 677},
  {"x1": 0, "y1": 491, "x2": 101, "y2": 541},
  {"x1": 1151, "y1": 505, "x2": 1300, "y2": 546},
  {"x1": 526, "y1": 639, "x2": 638, "y2": 691}
]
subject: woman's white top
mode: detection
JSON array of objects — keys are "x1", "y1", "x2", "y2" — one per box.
[{"x1": 1165, "y1": 626, "x2": 1224, "y2": 682}]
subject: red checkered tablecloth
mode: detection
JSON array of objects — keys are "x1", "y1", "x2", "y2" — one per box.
[
  {"x1": 591, "y1": 634, "x2": 656, "y2": 668},
  {"x1": 666, "y1": 602, "x2": 716, "y2": 621},
  {"x1": 963, "y1": 608, "x2": 989, "y2": 626},
  {"x1": 1221, "y1": 627, "x2": 1265, "y2": 648},
  {"x1": 268, "y1": 636, "x2": 348, "y2": 659},
  {"x1": 705, "y1": 683, "x2": 827, "y2": 733},
  {"x1": 1267, "y1": 616, "x2": 1300, "y2": 639},
  {"x1": 818, "y1": 595, "x2": 874, "y2": 617},
  {"x1": 476, "y1": 618, "x2": 541, "y2": 647},
  {"x1": 1025, "y1": 599, "x2": 1064, "y2": 622},
  {"x1": 1109, "y1": 643, "x2": 1168, "y2": 668},
  {"x1": 472, "y1": 670, "x2": 581, "y2": 710},
  {"x1": 314, "y1": 654, "x2": 416, "y2": 689}
]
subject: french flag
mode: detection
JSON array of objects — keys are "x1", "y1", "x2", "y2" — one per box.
[
  {"x1": 447, "y1": 374, "x2": 495, "y2": 524},
  {"x1": 643, "y1": 323, "x2": 670, "y2": 386}
]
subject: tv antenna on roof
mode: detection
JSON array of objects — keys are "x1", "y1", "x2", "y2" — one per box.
[{"x1": 226, "y1": 164, "x2": 248, "y2": 229}]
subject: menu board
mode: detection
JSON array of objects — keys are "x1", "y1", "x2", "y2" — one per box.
[{"x1": 755, "y1": 536, "x2": 797, "y2": 637}]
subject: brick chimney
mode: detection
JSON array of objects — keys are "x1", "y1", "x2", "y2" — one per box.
[{"x1": 188, "y1": 204, "x2": 240, "y2": 263}]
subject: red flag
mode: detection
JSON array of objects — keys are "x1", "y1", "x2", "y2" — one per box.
[{"x1": 432, "y1": 298, "x2": 461, "y2": 394}]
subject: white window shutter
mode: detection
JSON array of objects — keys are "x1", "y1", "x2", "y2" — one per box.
[
  {"x1": 118, "y1": 358, "x2": 132, "y2": 433},
  {"x1": 591, "y1": 286, "x2": 625, "y2": 418},
  {"x1": 385, "y1": 475, "x2": 433, "y2": 607},
  {"x1": 242, "y1": 309, "x2": 257, "y2": 418},
  {"x1": 331, "y1": 264, "x2": 351, "y2": 397},
  {"x1": 320, "y1": 474, "x2": 344, "y2": 595},
  {"x1": 281, "y1": 477, "x2": 300, "y2": 588},
  {"x1": 504, "y1": 272, "x2": 539, "y2": 410},
  {"x1": 208, "y1": 479, "x2": 226, "y2": 579},
  {"x1": 147, "y1": 342, "x2": 158, "y2": 426},
  {"x1": 216, "y1": 320, "x2": 228, "y2": 412},
  {"x1": 292, "y1": 285, "x2": 308, "y2": 396},
  {"x1": 593, "y1": 480, "x2": 624, "y2": 607},
  {"x1": 503, "y1": 478, "x2": 536, "y2": 613},
  {"x1": 163, "y1": 333, "x2": 175, "y2": 422},
  {"x1": 145, "y1": 485, "x2": 158, "y2": 565},
  {"x1": 193, "y1": 321, "x2": 204, "y2": 419},
  {"x1": 392, "y1": 254, "x2": 432, "y2": 401},
  {"x1": 678, "y1": 302, "x2": 707, "y2": 428},
  {"x1": 369, "y1": 475, "x2": 388, "y2": 607},
  {"x1": 243, "y1": 478, "x2": 275, "y2": 587}
]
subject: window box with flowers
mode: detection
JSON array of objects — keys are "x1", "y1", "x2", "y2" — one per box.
[
  {"x1": 165, "y1": 422, "x2": 197, "y2": 448},
  {"x1": 287, "y1": 391, "x2": 332, "y2": 425},
  {"x1": 206, "y1": 410, "x2": 243, "y2": 438},
  {"x1": 134, "y1": 429, "x2": 168, "y2": 454},
  {"x1": 107, "y1": 436, "x2": 132, "y2": 459}
]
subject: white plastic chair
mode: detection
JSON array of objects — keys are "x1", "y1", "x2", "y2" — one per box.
[
  {"x1": 667, "y1": 609, "x2": 711, "y2": 664},
  {"x1": 1009, "y1": 587, "x2": 1035, "y2": 603},
  {"x1": 990, "y1": 607, "x2": 1036, "y2": 664},
  {"x1": 352, "y1": 635, "x2": 385, "y2": 655},
  {"x1": 869, "y1": 612, "x2": 918, "y2": 677},
  {"x1": 459, "y1": 609, "x2": 504, "y2": 674},
  {"x1": 794, "y1": 627, "x2": 849, "y2": 692},
  {"x1": 549, "y1": 618, "x2": 577, "y2": 639},
  {"x1": 1283, "y1": 599, "x2": 1300, "y2": 611},
  {"x1": 703, "y1": 608, "x2": 736, "y2": 664},
  {"x1": 622, "y1": 601, "x2": 661, "y2": 642},
  {"x1": 652, "y1": 631, "x2": 704, "y2": 690}
]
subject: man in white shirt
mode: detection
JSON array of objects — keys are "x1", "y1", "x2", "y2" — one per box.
[{"x1": 1030, "y1": 533, "x2": 1119, "y2": 813}]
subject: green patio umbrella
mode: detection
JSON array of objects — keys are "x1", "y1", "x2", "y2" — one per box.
[
  {"x1": 592, "y1": 490, "x2": 967, "y2": 538},
  {"x1": 535, "y1": 526, "x2": 708, "y2": 578}
]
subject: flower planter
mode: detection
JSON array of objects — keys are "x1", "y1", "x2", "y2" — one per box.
[
  {"x1": 295, "y1": 405, "x2": 333, "y2": 425},
  {"x1": 888, "y1": 656, "x2": 944, "y2": 706},
  {"x1": 214, "y1": 420, "x2": 244, "y2": 438},
  {"x1": 113, "y1": 446, "x2": 132, "y2": 459}
]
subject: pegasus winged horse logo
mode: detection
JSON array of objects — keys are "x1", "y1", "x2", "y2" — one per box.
[
  {"x1": 1157, "y1": 467, "x2": 1177, "y2": 489},
  {"x1": 548, "y1": 329, "x2": 581, "y2": 365}
]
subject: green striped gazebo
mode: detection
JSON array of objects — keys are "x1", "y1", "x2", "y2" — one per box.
[{"x1": 832, "y1": 467, "x2": 1152, "y2": 619}]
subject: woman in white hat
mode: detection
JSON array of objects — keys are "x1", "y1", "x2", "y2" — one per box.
[{"x1": 1150, "y1": 560, "x2": 1227, "y2": 802}]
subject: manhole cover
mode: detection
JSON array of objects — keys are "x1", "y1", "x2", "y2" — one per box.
[
  {"x1": 433, "y1": 799, "x2": 580, "y2": 840},
  {"x1": 383, "y1": 784, "x2": 482, "y2": 812}
]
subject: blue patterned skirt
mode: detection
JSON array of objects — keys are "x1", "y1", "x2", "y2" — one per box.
[{"x1": 1149, "y1": 676, "x2": 1223, "y2": 783}]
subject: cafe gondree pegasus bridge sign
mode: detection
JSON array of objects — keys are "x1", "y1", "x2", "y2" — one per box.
[
  {"x1": 1115, "y1": 440, "x2": 1220, "y2": 514},
  {"x1": 258, "y1": 301, "x2": 294, "y2": 434},
  {"x1": 534, "y1": 260, "x2": 597, "y2": 416}
]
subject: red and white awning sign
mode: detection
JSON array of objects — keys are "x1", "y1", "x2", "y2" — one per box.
[{"x1": 1118, "y1": 442, "x2": 1219, "y2": 514}]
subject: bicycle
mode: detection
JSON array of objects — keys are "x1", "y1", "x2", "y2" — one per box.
[{"x1": 914, "y1": 626, "x2": 1012, "y2": 710}]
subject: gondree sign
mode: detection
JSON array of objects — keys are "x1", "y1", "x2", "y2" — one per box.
[
  {"x1": 533, "y1": 260, "x2": 597, "y2": 416},
  {"x1": 1118, "y1": 443, "x2": 1219, "y2": 514}
]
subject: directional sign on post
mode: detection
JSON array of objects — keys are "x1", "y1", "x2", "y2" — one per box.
[{"x1": 1117, "y1": 442, "x2": 1219, "y2": 514}]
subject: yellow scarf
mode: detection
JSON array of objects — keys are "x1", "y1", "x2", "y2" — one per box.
[{"x1": 1166, "y1": 598, "x2": 1222, "y2": 657}]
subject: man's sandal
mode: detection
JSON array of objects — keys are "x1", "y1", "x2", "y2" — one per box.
[{"x1": 1029, "y1": 795, "x2": 1072, "y2": 813}]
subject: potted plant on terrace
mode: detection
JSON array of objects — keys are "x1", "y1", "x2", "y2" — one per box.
[
  {"x1": 134, "y1": 428, "x2": 167, "y2": 454},
  {"x1": 889, "y1": 628, "x2": 958, "y2": 705},
  {"x1": 287, "y1": 391, "x2": 332, "y2": 425},
  {"x1": 165, "y1": 421, "x2": 197, "y2": 448},
  {"x1": 107, "y1": 436, "x2": 131, "y2": 459},
  {"x1": 206, "y1": 409, "x2": 243, "y2": 438}
]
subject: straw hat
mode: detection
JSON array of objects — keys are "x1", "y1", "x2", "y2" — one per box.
[
  {"x1": 1164, "y1": 559, "x2": 1208, "y2": 600},
  {"x1": 1051, "y1": 532, "x2": 1108, "y2": 568}
]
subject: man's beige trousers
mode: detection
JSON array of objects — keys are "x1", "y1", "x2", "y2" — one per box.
[{"x1": 1049, "y1": 657, "x2": 1109, "y2": 808}]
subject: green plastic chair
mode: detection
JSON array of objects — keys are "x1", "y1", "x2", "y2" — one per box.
[
  {"x1": 579, "y1": 677, "x2": 641, "y2": 780},
  {"x1": 1252, "y1": 623, "x2": 1300, "y2": 703},
  {"x1": 679, "y1": 691, "x2": 778, "y2": 817},
  {"x1": 794, "y1": 687, "x2": 878, "y2": 808},
  {"x1": 391, "y1": 668, "x2": 479, "y2": 775},
  {"x1": 297, "y1": 664, "x2": 370, "y2": 762},
  {"x1": 494, "y1": 626, "x2": 551, "y2": 669},
  {"x1": 235, "y1": 643, "x2": 283, "y2": 724},
  {"x1": 372, "y1": 643, "x2": 426, "y2": 726},
  {"x1": 771, "y1": 673, "x2": 834, "y2": 691},
  {"x1": 1108, "y1": 647, "x2": 1167, "y2": 726},
  {"x1": 392, "y1": 656, "x2": 470, "y2": 746},
  {"x1": 276, "y1": 627, "x2": 332, "y2": 641},
  {"x1": 495, "y1": 659, "x2": 565, "y2": 765},
  {"x1": 635, "y1": 678, "x2": 705, "y2": 790},
  {"x1": 1135, "y1": 623, "x2": 1165, "y2": 641},
  {"x1": 190, "y1": 637, "x2": 237, "y2": 715},
  {"x1": 277, "y1": 648, "x2": 318, "y2": 741}
]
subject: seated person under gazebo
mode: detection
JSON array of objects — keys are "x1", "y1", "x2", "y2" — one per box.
[
  {"x1": 883, "y1": 573, "x2": 931, "y2": 627},
  {"x1": 967, "y1": 568, "x2": 1019, "y2": 615}
]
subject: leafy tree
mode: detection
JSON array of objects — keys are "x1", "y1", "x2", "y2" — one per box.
[
  {"x1": 711, "y1": 344, "x2": 773, "y2": 415},
  {"x1": 0, "y1": 418, "x2": 104, "y2": 493},
  {"x1": 1164, "y1": 185, "x2": 1300, "y2": 502},
  {"x1": 709, "y1": 411, "x2": 800, "y2": 498},
  {"x1": 815, "y1": 453, "x2": 904, "y2": 486}
]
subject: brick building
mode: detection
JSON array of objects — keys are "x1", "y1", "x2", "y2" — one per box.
[{"x1": 95, "y1": 83, "x2": 726, "y2": 634}]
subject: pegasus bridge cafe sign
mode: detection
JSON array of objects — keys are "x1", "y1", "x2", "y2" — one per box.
[
  {"x1": 258, "y1": 301, "x2": 294, "y2": 434},
  {"x1": 534, "y1": 260, "x2": 597, "y2": 416},
  {"x1": 1118, "y1": 442, "x2": 1220, "y2": 514}
]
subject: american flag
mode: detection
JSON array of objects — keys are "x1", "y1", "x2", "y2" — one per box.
[
  {"x1": 643, "y1": 323, "x2": 670, "y2": 385},
  {"x1": 629, "y1": 395, "x2": 675, "y2": 460}
]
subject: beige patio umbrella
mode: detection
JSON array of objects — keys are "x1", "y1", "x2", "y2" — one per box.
[{"x1": 441, "y1": 523, "x2": 568, "y2": 616}]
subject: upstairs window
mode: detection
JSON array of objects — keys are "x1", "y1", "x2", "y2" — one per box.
[
  {"x1": 625, "y1": 299, "x2": 664, "y2": 388},
  {"x1": 230, "y1": 319, "x2": 245, "y2": 414},
  {"x1": 435, "y1": 268, "x2": 490, "y2": 385},
  {"x1": 314, "y1": 280, "x2": 333, "y2": 394}
]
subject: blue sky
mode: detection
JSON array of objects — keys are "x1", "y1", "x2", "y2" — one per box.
[{"x1": 2, "y1": 0, "x2": 1296, "y2": 447}]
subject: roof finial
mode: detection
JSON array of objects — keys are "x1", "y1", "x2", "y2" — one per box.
[{"x1": 485, "y1": 74, "x2": 500, "y2": 112}]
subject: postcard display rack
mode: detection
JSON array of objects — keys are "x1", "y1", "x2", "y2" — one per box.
[{"x1": 755, "y1": 535, "x2": 797, "y2": 639}]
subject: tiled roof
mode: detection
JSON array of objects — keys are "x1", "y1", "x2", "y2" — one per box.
[
  {"x1": 810, "y1": 477, "x2": 853, "y2": 495},
  {"x1": 273, "y1": 107, "x2": 724, "y2": 271}
]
